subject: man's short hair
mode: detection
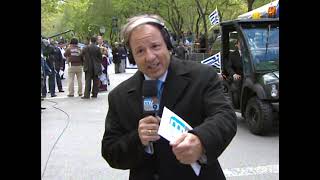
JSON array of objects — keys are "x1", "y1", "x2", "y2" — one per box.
[
  {"x1": 90, "y1": 36, "x2": 97, "y2": 43},
  {"x1": 70, "y1": 38, "x2": 78, "y2": 45},
  {"x1": 121, "y1": 14, "x2": 169, "y2": 49}
]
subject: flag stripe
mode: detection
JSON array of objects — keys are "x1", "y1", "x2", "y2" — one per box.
[
  {"x1": 201, "y1": 53, "x2": 220, "y2": 63},
  {"x1": 202, "y1": 56, "x2": 218, "y2": 64},
  {"x1": 201, "y1": 52, "x2": 221, "y2": 68},
  {"x1": 208, "y1": 8, "x2": 220, "y2": 25}
]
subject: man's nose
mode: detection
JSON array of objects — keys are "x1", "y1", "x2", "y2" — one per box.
[{"x1": 145, "y1": 49, "x2": 156, "y2": 62}]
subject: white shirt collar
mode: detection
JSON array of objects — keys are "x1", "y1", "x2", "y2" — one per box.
[{"x1": 144, "y1": 70, "x2": 168, "y2": 82}]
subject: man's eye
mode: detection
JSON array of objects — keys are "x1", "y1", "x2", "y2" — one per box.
[
  {"x1": 136, "y1": 49, "x2": 144, "y2": 55},
  {"x1": 153, "y1": 44, "x2": 160, "y2": 49}
]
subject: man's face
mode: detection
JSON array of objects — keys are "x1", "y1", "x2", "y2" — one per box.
[
  {"x1": 97, "y1": 36, "x2": 103, "y2": 45},
  {"x1": 236, "y1": 40, "x2": 241, "y2": 49},
  {"x1": 129, "y1": 24, "x2": 170, "y2": 79}
]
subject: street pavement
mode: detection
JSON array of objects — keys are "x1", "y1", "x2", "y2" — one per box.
[
  {"x1": 41, "y1": 63, "x2": 278, "y2": 180},
  {"x1": 41, "y1": 63, "x2": 134, "y2": 180}
]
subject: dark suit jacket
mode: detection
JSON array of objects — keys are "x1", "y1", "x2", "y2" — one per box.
[
  {"x1": 43, "y1": 45, "x2": 63, "y2": 71},
  {"x1": 102, "y1": 57, "x2": 237, "y2": 180},
  {"x1": 225, "y1": 50, "x2": 243, "y2": 77},
  {"x1": 81, "y1": 44, "x2": 102, "y2": 76}
]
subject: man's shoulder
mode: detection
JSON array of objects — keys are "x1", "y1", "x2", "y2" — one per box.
[
  {"x1": 172, "y1": 57, "x2": 208, "y2": 70},
  {"x1": 110, "y1": 72, "x2": 141, "y2": 95},
  {"x1": 171, "y1": 57, "x2": 218, "y2": 79}
]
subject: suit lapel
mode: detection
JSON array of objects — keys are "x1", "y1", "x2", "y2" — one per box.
[
  {"x1": 161, "y1": 59, "x2": 191, "y2": 112},
  {"x1": 126, "y1": 72, "x2": 144, "y2": 125}
]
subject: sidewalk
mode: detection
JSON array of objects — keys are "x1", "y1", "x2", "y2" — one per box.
[{"x1": 41, "y1": 63, "x2": 137, "y2": 180}]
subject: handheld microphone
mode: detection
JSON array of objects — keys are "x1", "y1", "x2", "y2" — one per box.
[
  {"x1": 142, "y1": 80, "x2": 159, "y2": 115},
  {"x1": 142, "y1": 80, "x2": 159, "y2": 154}
]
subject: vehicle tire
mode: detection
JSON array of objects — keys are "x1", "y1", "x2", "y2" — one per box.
[{"x1": 245, "y1": 97, "x2": 273, "y2": 135}]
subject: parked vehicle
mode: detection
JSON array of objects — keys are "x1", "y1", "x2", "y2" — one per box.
[{"x1": 211, "y1": 1, "x2": 279, "y2": 135}]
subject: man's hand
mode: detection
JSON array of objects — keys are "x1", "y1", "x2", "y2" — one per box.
[
  {"x1": 138, "y1": 116, "x2": 161, "y2": 146},
  {"x1": 233, "y1": 73, "x2": 241, "y2": 80},
  {"x1": 170, "y1": 133, "x2": 204, "y2": 165}
]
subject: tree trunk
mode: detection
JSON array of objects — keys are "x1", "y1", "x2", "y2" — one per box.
[
  {"x1": 195, "y1": 0, "x2": 208, "y2": 53},
  {"x1": 171, "y1": 0, "x2": 183, "y2": 43},
  {"x1": 247, "y1": 0, "x2": 255, "y2": 12},
  {"x1": 164, "y1": 0, "x2": 183, "y2": 44},
  {"x1": 195, "y1": 10, "x2": 201, "y2": 40}
]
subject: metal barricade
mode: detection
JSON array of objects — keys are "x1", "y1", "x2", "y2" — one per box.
[{"x1": 186, "y1": 53, "x2": 211, "y2": 63}]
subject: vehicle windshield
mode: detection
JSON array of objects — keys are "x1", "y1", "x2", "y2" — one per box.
[{"x1": 242, "y1": 24, "x2": 279, "y2": 71}]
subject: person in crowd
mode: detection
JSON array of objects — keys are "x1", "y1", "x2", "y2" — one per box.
[
  {"x1": 118, "y1": 42, "x2": 127, "y2": 73},
  {"x1": 80, "y1": 36, "x2": 102, "y2": 99},
  {"x1": 179, "y1": 31, "x2": 186, "y2": 45},
  {"x1": 186, "y1": 31, "x2": 194, "y2": 45},
  {"x1": 41, "y1": 52, "x2": 52, "y2": 98},
  {"x1": 52, "y1": 41, "x2": 65, "y2": 93},
  {"x1": 104, "y1": 40, "x2": 113, "y2": 65},
  {"x1": 199, "y1": 33, "x2": 206, "y2": 53},
  {"x1": 58, "y1": 41, "x2": 67, "y2": 79},
  {"x1": 225, "y1": 39, "x2": 243, "y2": 99},
  {"x1": 42, "y1": 39, "x2": 57, "y2": 97},
  {"x1": 99, "y1": 47, "x2": 109, "y2": 91},
  {"x1": 226, "y1": 39, "x2": 242, "y2": 80},
  {"x1": 174, "y1": 41, "x2": 187, "y2": 60},
  {"x1": 41, "y1": 53, "x2": 47, "y2": 110},
  {"x1": 97, "y1": 35, "x2": 107, "y2": 48},
  {"x1": 170, "y1": 31, "x2": 178, "y2": 48},
  {"x1": 101, "y1": 14, "x2": 237, "y2": 180},
  {"x1": 64, "y1": 37, "x2": 83, "y2": 97},
  {"x1": 98, "y1": 35, "x2": 112, "y2": 85},
  {"x1": 104, "y1": 44, "x2": 112, "y2": 85},
  {"x1": 112, "y1": 42, "x2": 121, "y2": 73},
  {"x1": 97, "y1": 35, "x2": 109, "y2": 91},
  {"x1": 106, "y1": 45, "x2": 112, "y2": 85}
]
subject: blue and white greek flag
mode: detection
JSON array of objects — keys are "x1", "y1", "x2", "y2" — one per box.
[
  {"x1": 209, "y1": 8, "x2": 220, "y2": 26},
  {"x1": 201, "y1": 52, "x2": 221, "y2": 69}
]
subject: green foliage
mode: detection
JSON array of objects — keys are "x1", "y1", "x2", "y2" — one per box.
[
  {"x1": 41, "y1": 0, "x2": 65, "y2": 36},
  {"x1": 41, "y1": 0, "x2": 264, "y2": 44},
  {"x1": 253, "y1": 0, "x2": 273, "y2": 9}
]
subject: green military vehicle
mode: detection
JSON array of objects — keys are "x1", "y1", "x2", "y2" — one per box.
[{"x1": 213, "y1": 17, "x2": 279, "y2": 135}]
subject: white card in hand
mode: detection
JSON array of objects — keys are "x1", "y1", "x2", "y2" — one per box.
[{"x1": 158, "y1": 107, "x2": 193, "y2": 142}]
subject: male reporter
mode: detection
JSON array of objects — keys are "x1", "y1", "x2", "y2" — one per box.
[{"x1": 101, "y1": 14, "x2": 237, "y2": 180}]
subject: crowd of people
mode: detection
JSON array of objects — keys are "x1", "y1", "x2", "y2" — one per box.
[
  {"x1": 40, "y1": 28, "x2": 212, "y2": 102},
  {"x1": 169, "y1": 30, "x2": 208, "y2": 61},
  {"x1": 41, "y1": 35, "x2": 128, "y2": 101}
]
